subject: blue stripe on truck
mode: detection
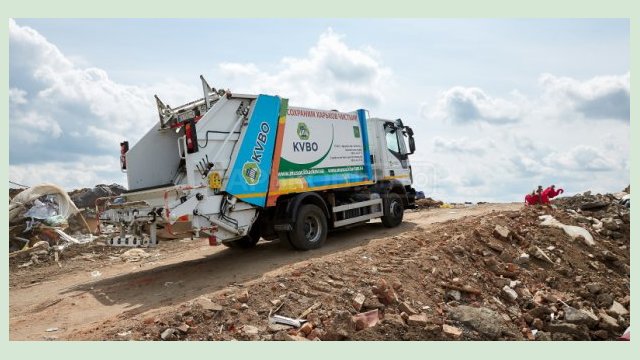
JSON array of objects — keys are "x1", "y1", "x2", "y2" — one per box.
[
  {"x1": 226, "y1": 95, "x2": 281, "y2": 207},
  {"x1": 357, "y1": 109, "x2": 373, "y2": 181}
]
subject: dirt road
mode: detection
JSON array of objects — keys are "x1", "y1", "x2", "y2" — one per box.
[{"x1": 9, "y1": 203, "x2": 520, "y2": 340}]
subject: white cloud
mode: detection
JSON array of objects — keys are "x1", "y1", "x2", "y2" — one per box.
[
  {"x1": 424, "y1": 87, "x2": 523, "y2": 125},
  {"x1": 219, "y1": 28, "x2": 392, "y2": 111},
  {"x1": 8, "y1": 19, "x2": 200, "y2": 188},
  {"x1": 9, "y1": 88, "x2": 28, "y2": 105},
  {"x1": 432, "y1": 136, "x2": 495, "y2": 156},
  {"x1": 539, "y1": 73, "x2": 630, "y2": 121},
  {"x1": 17, "y1": 111, "x2": 63, "y2": 139},
  {"x1": 9, "y1": 155, "x2": 122, "y2": 191},
  {"x1": 544, "y1": 145, "x2": 617, "y2": 172}
]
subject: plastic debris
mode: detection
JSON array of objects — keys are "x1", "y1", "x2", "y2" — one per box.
[{"x1": 269, "y1": 315, "x2": 306, "y2": 328}]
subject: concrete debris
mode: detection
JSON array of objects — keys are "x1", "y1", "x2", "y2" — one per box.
[
  {"x1": 448, "y1": 306, "x2": 517, "y2": 340},
  {"x1": 160, "y1": 328, "x2": 177, "y2": 340},
  {"x1": 514, "y1": 253, "x2": 530, "y2": 265},
  {"x1": 241, "y1": 325, "x2": 259, "y2": 335},
  {"x1": 236, "y1": 290, "x2": 249, "y2": 303},
  {"x1": 563, "y1": 306, "x2": 598, "y2": 328},
  {"x1": 531, "y1": 246, "x2": 554, "y2": 264},
  {"x1": 120, "y1": 248, "x2": 150, "y2": 262},
  {"x1": 492, "y1": 225, "x2": 511, "y2": 241},
  {"x1": 538, "y1": 215, "x2": 595, "y2": 246},
  {"x1": 267, "y1": 324, "x2": 292, "y2": 333},
  {"x1": 399, "y1": 301, "x2": 419, "y2": 315},
  {"x1": 597, "y1": 311, "x2": 620, "y2": 332},
  {"x1": 325, "y1": 310, "x2": 356, "y2": 340},
  {"x1": 607, "y1": 301, "x2": 629, "y2": 317},
  {"x1": 407, "y1": 313, "x2": 428, "y2": 327},
  {"x1": 352, "y1": 293, "x2": 366, "y2": 312},
  {"x1": 193, "y1": 298, "x2": 223, "y2": 312},
  {"x1": 445, "y1": 290, "x2": 462, "y2": 302},
  {"x1": 442, "y1": 324, "x2": 463, "y2": 338},
  {"x1": 501, "y1": 286, "x2": 518, "y2": 302}
]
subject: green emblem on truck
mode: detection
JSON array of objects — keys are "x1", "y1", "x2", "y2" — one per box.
[
  {"x1": 353, "y1": 126, "x2": 360, "y2": 138},
  {"x1": 242, "y1": 162, "x2": 261, "y2": 185},
  {"x1": 297, "y1": 122, "x2": 310, "y2": 140}
]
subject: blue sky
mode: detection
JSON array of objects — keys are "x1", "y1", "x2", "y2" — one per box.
[{"x1": 9, "y1": 19, "x2": 630, "y2": 202}]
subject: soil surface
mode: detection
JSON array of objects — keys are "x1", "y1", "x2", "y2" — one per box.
[{"x1": 9, "y1": 201, "x2": 629, "y2": 341}]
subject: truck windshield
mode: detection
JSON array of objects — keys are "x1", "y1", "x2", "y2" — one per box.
[{"x1": 386, "y1": 129, "x2": 400, "y2": 155}]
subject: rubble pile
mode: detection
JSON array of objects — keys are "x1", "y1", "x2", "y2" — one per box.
[
  {"x1": 8, "y1": 183, "x2": 101, "y2": 267},
  {"x1": 553, "y1": 188, "x2": 630, "y2": 242},
  {"x1": 100, "y1": 190, "x2": 629, "y2": 341},
  {"x1": 68, "y1": 184, "x2": 126, "y2": 211},
  {"x1": 415, "y1": 197, "x2": 444, "y2": 209}
]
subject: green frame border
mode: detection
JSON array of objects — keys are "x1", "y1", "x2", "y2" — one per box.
[{"x1": 2, "y1": 1, "x2": 636, "y2": 358}]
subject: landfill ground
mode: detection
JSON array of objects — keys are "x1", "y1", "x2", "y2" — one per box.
[{"x1": 9, "y1": 197, "x2": 630, "y2": 341}]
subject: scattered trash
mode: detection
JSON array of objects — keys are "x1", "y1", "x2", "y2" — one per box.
[
  {"x1": 90, "y1": 270, "x2": 102, "y2": 278},
  {"x1": 9, "y1": 183, "x2": 96, "y2": 254},
  {"x1": 269, "y1": 315, "x2": 306, "y2": 328},
  {"x1": 45, "y1": 327, "x2": 59, "y2": 332}
]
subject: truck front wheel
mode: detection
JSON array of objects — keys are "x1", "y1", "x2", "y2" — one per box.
[
  {"x1": 289, "y1": 204, "x2": 327, "y2": 250},
  {"x1": 381, "y1": 192, "x2": 404, "y2": 228}
]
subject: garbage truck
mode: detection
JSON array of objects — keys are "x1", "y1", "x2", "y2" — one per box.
[{"x1": 98, "y1": 76, "x2": 417, "y2": 250}]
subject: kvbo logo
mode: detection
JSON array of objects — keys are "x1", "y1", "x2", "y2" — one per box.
[
  {"x1": 242, "y1": 121, "x2": 270, "y2": 186},
  {"x1": 293, "y1": 122, "x2": 318, "y2": 152}
]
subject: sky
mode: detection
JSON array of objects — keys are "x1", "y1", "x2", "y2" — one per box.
[{"x1": 9, "y1": 19, "x2": 630, "y2": 202}]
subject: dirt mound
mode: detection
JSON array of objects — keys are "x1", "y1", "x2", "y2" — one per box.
[
  {"x1": 415, "y1": 197, "x2": 444, "y2": 209},
  {"x1": 75, "y1": 193, "x2": 629, "y2": 341}
]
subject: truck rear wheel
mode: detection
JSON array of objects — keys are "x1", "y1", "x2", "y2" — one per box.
[
  {"x1": 223, "y1": 224, "x2": 261, "y2": 249},
  {"x1": 381, "y1": 192, "x2": 404, "y2": 228},
  {"x1": 289, "y1": 204, "x2": 327, "y2": 250}
]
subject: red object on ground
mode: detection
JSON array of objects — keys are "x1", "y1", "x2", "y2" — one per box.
[
  {"x1": 208, "y1": 235, "x2": 218, "y2": 246},
  {"x1": 526, "y1": 186, "x2": 564, "y2": 205},
  {"x1": 541, "y1": 187, "x2": 564, "y2": 204},
  {"x1": 525, "y1": 194, "x2": 541, "y2": 205}
]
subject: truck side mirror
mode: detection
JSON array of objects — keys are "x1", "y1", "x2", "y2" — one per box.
[
  {"x1": 409, "y1": 136, "x2": 416, "y2": 155},
  {"x1": 405, "y1": 126, "x2": 415, "y2": 155}
]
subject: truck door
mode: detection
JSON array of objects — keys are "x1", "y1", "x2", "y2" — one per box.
[{"x1": 381, "y1": 122, "x2": 412, "y2": 185}]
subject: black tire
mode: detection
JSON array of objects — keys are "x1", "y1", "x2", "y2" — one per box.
[
  {"x1": 381, "y1": 192, "x2": 404, "y2": 228},
  {"x1": 288, "y1": 204, "x2": 327, "y2": 250},
  {"x1": 277, "y1": 231, "x2": 295, "y2": 249},
  {"x1": 223, "y1": 224, "x2": 261, "y2": 249}
]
